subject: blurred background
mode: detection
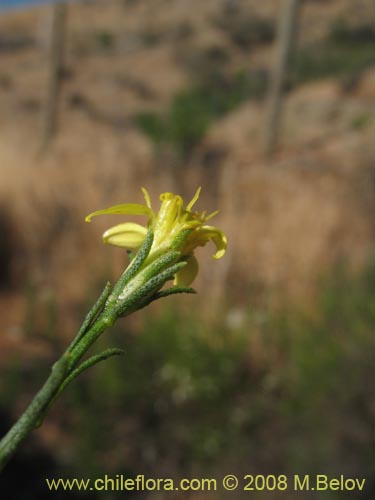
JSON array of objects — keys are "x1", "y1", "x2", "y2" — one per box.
[{"x1": 0, "y1": 0, "x2": 374, "y2": 498}]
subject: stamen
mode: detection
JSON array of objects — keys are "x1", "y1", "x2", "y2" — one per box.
[
  {"x1": 205, "y1": 210, "x2": 219, "y2": 221},
  {"x1": 186, "y1": 187, "x2": 201, "y2": 212},
  {"x1": 141, "y1": 187, "x2": 152, "y2": 208}
]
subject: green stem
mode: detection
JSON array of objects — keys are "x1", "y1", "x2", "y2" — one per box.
[
  {"x1": 0, "y1": 354, "x2": 70, "y2": 471},
  {"x1": 65, "y1": 311, "x2": 116, "y2": 372},
  {"x1": 0, "y1": 309, "x2": 116, "y2": 472}
]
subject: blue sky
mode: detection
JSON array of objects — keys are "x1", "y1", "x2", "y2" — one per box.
[{"x1": 0, "y1": 0, "x2": 67, "y2": 11}]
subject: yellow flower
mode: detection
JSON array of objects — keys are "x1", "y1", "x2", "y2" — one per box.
[{"x1": 86, "y1": 187, "x2": 227, "y2": 286}]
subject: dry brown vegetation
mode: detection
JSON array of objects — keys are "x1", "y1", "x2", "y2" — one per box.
[{"x1": 0, "y1": 0, "x2": 374, "y2": 341}]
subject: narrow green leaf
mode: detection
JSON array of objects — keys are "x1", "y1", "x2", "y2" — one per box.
[
  {"x1": 111, "y1": 228, "x2": 154, "y2": 299},
  {"x1": 59, "y1": 348, "x2": 124, "y2": 395},
  {"x1": 69, "y1": 281, "x2": 112, "y2": 352},
  {"x1": 140, "y1": 286, "x2": 196, "y2": 309},
  {"x1": 116, "y1": 261, "x2": 187, "y2": 316},
  {"x1": 140, "y1": 250, "x2": 180, "y2": 281},
  {"x1": 154, "y1": 286, "x2": 196, "y2": 299}
]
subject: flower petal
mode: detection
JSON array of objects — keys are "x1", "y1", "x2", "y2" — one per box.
[
  {"x1": 103, "y1": 222, "x2": 147, "y2": 248},
  {"x1": 154, "y1": 193, "x2": 183, "y2": 243},
  {"x1": 85, "y1": 203, "x2": 153, "y2": 222},
  {"x1": 174, "y1": 255, "x2": 199, "y2": 286},
  {"x1": 183, "y1": 225, "x2": 227, "y2": 259}
]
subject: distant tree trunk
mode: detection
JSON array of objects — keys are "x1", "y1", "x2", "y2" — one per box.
[
  {"x1": 40, "y1": 2, "x2": 67, "y2": 151},
  {"x1": 263, "y1": 0, "x2": 301, "y2": 156}
]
